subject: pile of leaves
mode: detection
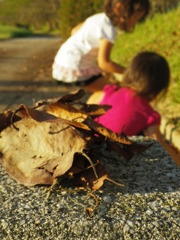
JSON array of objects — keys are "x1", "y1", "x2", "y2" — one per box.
[{"x1": 0, "y1": 89, "x2": 147, "y2": 190}]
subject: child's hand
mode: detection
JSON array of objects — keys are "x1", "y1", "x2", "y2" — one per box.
[{"x1": 144, "y1": 125, "x2": 180, "y2": 166}]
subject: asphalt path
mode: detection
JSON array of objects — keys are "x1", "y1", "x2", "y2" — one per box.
[
  {"x1": 0, "y1": 37, "x2": 78, "y2": 112},
  {"x1": 0, "y1": 37, "x2": 179, "y2": 149}
]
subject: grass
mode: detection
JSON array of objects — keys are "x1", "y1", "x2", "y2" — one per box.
[
  {"x1": 0, "y1": 24, "x2": 59, "y2": 40},
  {"x1": 111, "y1": 6, "x2": 180, "y2": 118},
  {"x1": 0, "y1": 24, "x2": 33, "y2": 39}
]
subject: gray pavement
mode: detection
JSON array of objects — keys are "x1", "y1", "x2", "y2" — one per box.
[
  {"x1": 0, "y1": 137, "x2": 180, "y2": 240},
  {"x1": 0, "y1": 37, "x2": 77, "y2": 111}
]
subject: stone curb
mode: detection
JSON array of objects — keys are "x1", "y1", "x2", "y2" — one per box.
[{"x1": 160, "y1": 117, "x2": 180, "y2": 150}]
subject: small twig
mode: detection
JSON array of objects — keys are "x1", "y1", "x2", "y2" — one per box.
[
  {"x1": 80, "y1": 152, "x2": 98, "y2": 179},
  {"x1": 86, "y1": 192, "x2": 101, "y2": 216},
  {"x1": 11, "y1": 110, "x2": 20, "y2": 131},
  {"x1": 86, "y1": 160, "x2": 100, "y2": 170},
  {"x1": 45, "y1": 178, "x2": 59, "y2": 200},
  {"x1": 106, "y1": 177, "x2": 125, "y2": 187},
  {"x1": 48, "y1": 126, "x2": 69, "y2": 135}
]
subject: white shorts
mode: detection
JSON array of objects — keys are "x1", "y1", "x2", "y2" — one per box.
[{"x1": 52, "y1": 63, "x2": 102, "y2": 83}]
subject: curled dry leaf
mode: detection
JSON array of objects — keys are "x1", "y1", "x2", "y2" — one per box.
[
  {"x1": 79, "y1": 103, "x2": 111, "y2": 119},
  {"x1": 34, "y1": 88, "x2": 85, "y2": 108},
  {"x1": 0, "y1": 117, "x2": 86, "y2": 186},
  {"x1": 0, "y1": 110, "x2": 21, "y2": 132},
  {"x1": 0, "y1": 89, "x2": 149, "y2": 189},
  {"x1": 85, "y1": 117, "x2": 131, "y2": 145},
  {"x1": 70, "y1": 163, "x2": 108, "y2": 191}
]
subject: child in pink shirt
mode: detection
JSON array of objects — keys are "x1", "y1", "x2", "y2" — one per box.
[
  {"x1": 97, "y1": 85, "x2": 161, "y2": 135},
  {"x1": 88, "y1": 51, "x2": 180, "y2": 166}
]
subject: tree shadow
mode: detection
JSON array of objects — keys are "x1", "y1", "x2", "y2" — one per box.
[{"x1": 0, "y1": 79, "x2": 78, "y2": 110}]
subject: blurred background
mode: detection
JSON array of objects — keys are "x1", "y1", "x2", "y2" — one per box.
[
  {"x1": 0, "y1": 0, "x2": 180, "y2": 120},
  {"x1": 0, "y1": 0, "x2": 179, "y2": 39}
]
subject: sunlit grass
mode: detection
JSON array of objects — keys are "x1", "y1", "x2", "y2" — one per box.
[
  {"x1": 0, "y1": 24, "x2": 59, "y2": 39},
  {"x1": 0, "y1": 24, "x2": 32, "y2": 39},
  {"x1": 0, "y1": 25, "x2": 16, "y2": 39},
  {"x1": 112, "y1": 6, "x2": 180, "y2": 115}
]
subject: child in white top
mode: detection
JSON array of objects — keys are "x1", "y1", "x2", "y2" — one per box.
[{"x1": 52, "y1": 0, "x2": 150, "y2": 83}]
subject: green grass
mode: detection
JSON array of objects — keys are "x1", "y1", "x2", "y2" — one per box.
[
  {"x1": 112, "y1": 6, "x2": 180, "y2": 116},
  {"x1": 0, "y1": 24, "x2": 33, "y2": 39},
  {"x1": 0, "y1": 24, "x2": 59, "y2": 39}
]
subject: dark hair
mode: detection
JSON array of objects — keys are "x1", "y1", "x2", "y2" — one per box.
[
  {"x1": 104, "y1": 0, "x2": 150, "y2": 26},
  {"x1": 122, "y1": 51, "x2": 170, "y2": 100}
]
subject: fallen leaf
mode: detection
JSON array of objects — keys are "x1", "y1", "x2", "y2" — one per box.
[
  {"x1": 0, "y1": 117, "x2": 86, "y2": 186},
  {"x1": 0, "y1": 89, "x2": 148, "y2": 190}
]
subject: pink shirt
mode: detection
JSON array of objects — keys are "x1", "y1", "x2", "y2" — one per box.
[{"x1": 96, "y1": 85, "x2": 161, "y2": 136}]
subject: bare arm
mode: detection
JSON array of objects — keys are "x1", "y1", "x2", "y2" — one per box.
[
  {"x1": 97, "y1": 39, "x2": 126, "y2": 74},
  {"x1": 144, "y1": 125, "x2": 180, "y2": 166}
]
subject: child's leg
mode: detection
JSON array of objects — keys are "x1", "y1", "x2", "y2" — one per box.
[
  {"x1": 87, "y1": 91, "x2": 104, "y2": 105},
  {"x1": 113, "y1": 73, "x2": 123, "y2": 82}
]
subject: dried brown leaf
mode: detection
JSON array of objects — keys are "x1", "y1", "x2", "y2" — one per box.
[
  {"x1": 73, "y1": 164, "x2": 108, "y2": 190},
  {"x1": 0, "y1": 110, "x2": 21, "y2": 132},
  {"x1": 58, "y1": 88, "x2": 86, "y2": 103},
  {"x1": 85, "y1": 117, "x2": 131, "y2": 145},
  {"x1": 79, "y1": 103, "x2": 111, "y2": 118},
  {"x1": 0, "y1": 89, "x2": 149, "y2": 190},
  {"x1": 0, "y1": 117, "x2": 86, "y2": 186},
  {"x1": 15, "y1": 104, "x2": 58, "y2": 122},
  {"x1": 45, "y1": 103, "x2": 88, "y2": 122},
  {"x1": 34, "y1": 88, "x2": 86, "y2": 109}
]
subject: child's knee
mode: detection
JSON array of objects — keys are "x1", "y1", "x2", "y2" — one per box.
[{"x1": 87, "y1": 91, "x2": 104, "y2": 104}]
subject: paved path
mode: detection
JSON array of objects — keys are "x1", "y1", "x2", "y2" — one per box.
[{"x1": 0, "y1": 37, "x2": 78, "y2": 112}]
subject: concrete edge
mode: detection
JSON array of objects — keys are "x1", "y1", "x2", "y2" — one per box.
[{"x1": 160, "y1": 117, "x2": 180, "y2": 150}]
